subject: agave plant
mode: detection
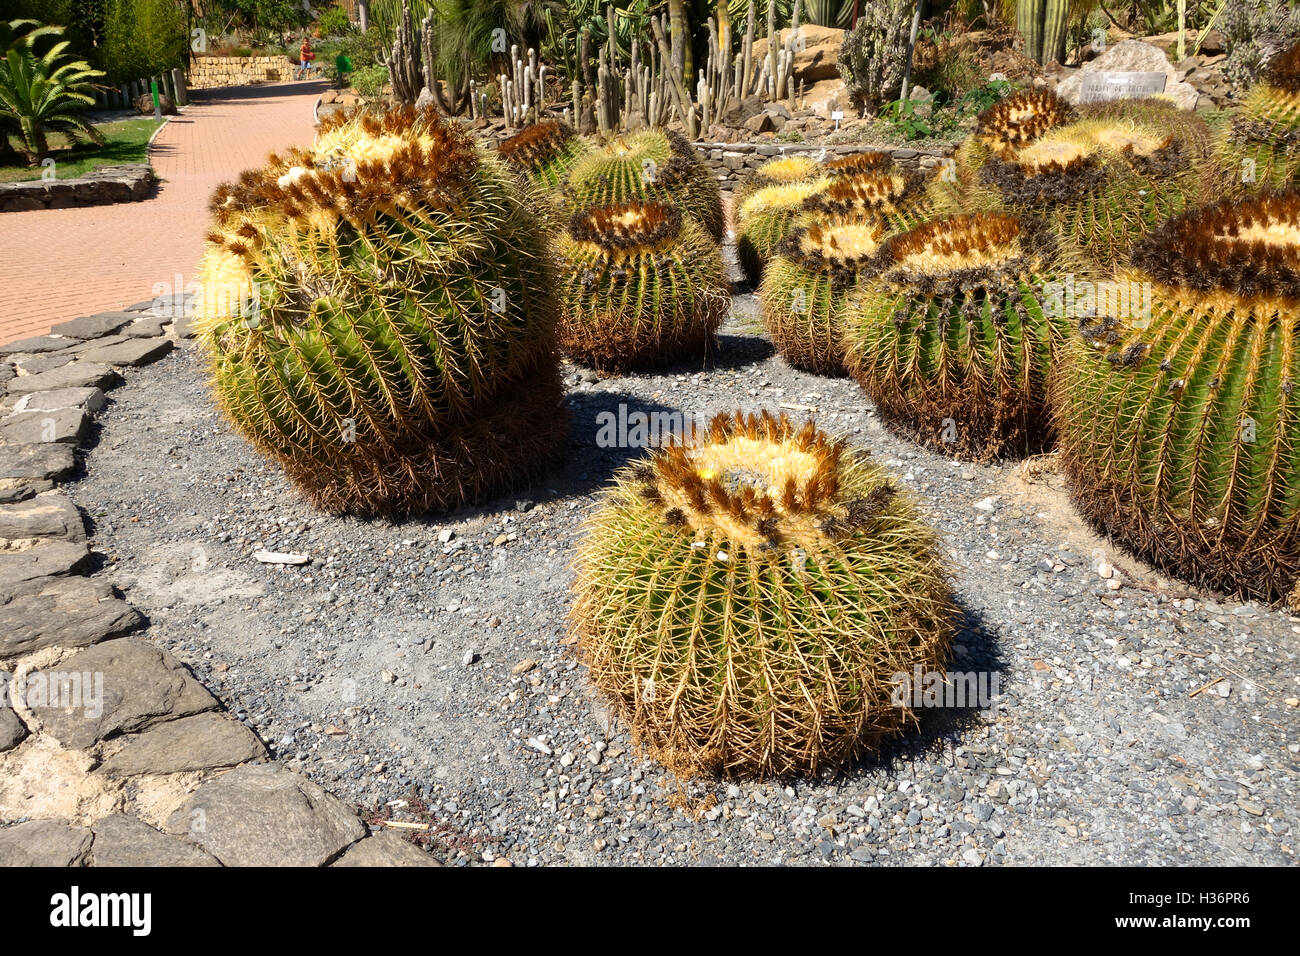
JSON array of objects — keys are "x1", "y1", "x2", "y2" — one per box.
[
  {"x1": 571, "y1": 409, "x2": 955, "y2": 778},
  {"x1": 196, "y1": 107, "x2": 567, "y2": 517},
  {"x1": 0, "y1": 19, "x2": 105, "y2": 165},
  {"x1": 1055, "y1": 192, "x2": 1300, "y2": 606}
]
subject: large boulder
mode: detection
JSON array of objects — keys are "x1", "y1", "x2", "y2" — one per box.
[
  {"x1": 752, "y1": 25, "x2": 845, "y2": 85},
  {"x1": 1055, "y1": 39, "x2": 1199, "y2": 110},
  {"x1": 133, "y1": 93, "x2": 178, "y2": 115}
]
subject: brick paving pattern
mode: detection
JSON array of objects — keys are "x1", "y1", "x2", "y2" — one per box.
[{"x1": 0, "y1": 81, "x2": 326, "y2": 345}]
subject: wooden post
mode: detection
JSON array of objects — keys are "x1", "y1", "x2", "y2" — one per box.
[
  {"x1": 899, "y1": 1, "x2": 925, "y2": 104},
  {"x1": 172, "y1": 68, "x2": 188, "y2": 106}
]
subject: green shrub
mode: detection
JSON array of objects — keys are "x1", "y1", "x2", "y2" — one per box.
[
  {"x1": 316, "y1": 5, "x2": 353, "y2": 38},
  {"x1": 100, "y1": 0, "x2": 187, "y2": 83},
  {"x1": 349, "y1": 63, "x2": 389, "y2": 97}
]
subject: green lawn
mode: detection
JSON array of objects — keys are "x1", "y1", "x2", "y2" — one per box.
[{"x1": 0, "y1": 118, "x2": 165, "y2": 183}]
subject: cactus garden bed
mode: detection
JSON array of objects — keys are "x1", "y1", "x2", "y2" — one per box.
[{"x1": 55, "y1": 289, "x2": 1298, "y2": 866}]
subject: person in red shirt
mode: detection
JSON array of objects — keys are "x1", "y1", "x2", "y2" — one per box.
[{"x1": 297, "y1": 36, "x2": 317, "y2": 80}]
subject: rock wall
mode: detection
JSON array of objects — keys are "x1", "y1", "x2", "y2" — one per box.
[
  {"x1": 0, "y1": 165, "x2": 155, "y2": 213},
  {"x1": 695, "y1": 141, "x2": 953, "y2": 192},
  {"x1": 188, "y1": 55, "x2": 295, "y2": 90}
]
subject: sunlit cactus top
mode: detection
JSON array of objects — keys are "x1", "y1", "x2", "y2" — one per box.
[
  {"x1": 975, "y1": 88, "x2": 1075, "y2": 159},
  {"x1": 628, "y1": 410, "x2": 900, "y2": 551},
  {"x1": 745, "y1": 154, "x2": 823, "y2": 188},
  {"x1": 1129, "y1": 191, "x2": 1300, "y2": 298},
  {"x1": 566, "y1": 199, "x2": 683, "y2": 254},
  {"x1": 738, "y1": 177, "x2": 830, "y2": 221},
  {"x1": 498, "y1": 119, "x2": 580, "y2": 170},
  {"x1": 870, "y1": 211, "x2": 1048, "y2": 285},
  {"x1": 824, "y1": 150, "x2": 893, "y2": 177},
  {"x1": 799, "y1": 169, "x2": 921, "y2": 221},
  {"x1": 982, "y1": 118, "x2": 1182, "y2": 204},
  {"x1": 775, "y1": 218, "x2": 886, "y2": 279}
]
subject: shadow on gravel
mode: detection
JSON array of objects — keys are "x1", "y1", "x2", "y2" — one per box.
[{"x1": 835, "y1": 602, "x2": 1009, "y2": 783}]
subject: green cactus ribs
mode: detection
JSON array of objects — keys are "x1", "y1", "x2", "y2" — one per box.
[
  {"x1": 734, "y1": 176, "x2": 831, "y2": 285},
  {"x1": 845, "y1": 211, "x2": 1067, "y2": 460},
  {"x1": 1055, "y1": 192, "x2": 1300, "y2": 606},
  {"x1": 554, "y1": 200, "x2": 730, "y2": 373},
  {"x1": 759, "y1": 217, "x2": 885, "y2": 377},
  {"x1": 563, "y1": 128, "x2": 724, "y2": 239},
  {"x1": 570, "y1": 410, "x2": 956, "y2": 779},
  {"x1": 497, "y1": 119, "x2": 591, "y2": 190},
  {"x1": 196, "y1": 106, "x2": 566, "y2": 517},
  {"x1": 1218, "y1": 39, "x2": 1300, "y2": 192}
]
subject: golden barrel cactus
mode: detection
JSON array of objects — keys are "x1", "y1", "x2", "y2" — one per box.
[{"x1": 571, "y1": 410, "x2": 956, "y2": 778}]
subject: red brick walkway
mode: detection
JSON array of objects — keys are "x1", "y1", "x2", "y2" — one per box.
[{"x1": 0, "y1": 81, "x2": 327, "y2": 345}]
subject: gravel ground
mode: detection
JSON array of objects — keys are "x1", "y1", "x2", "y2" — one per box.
[{"x1": 67, "y1": 274, "x2": 1299, "y2": 867}]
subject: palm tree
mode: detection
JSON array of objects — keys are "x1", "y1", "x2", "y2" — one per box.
[{"x1": 0, "y1": 19, "x2": 106, "y2": 166}]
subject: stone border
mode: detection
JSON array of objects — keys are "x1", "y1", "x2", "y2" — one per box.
[
  {"x1": 0, "y1": 164, "x2": 156, "y2": 213},
  {"x1": 0, "y1": 296, "x2": 438, "y2": 867}
]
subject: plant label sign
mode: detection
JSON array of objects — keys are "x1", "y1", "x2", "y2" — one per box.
[
  {"x1": 1078, "y1": 71, "x2": 1167, "y2": 103},
  {"x1": 831, "y1": 109, "x2": 844, "y2": 130}
]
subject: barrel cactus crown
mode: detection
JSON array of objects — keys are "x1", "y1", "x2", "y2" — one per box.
[
  {"x1": 553, "y1": 200, "x2": 730, "y2": 372},
  {"x1": 1078, "y1": 97, "x2": 1216, "y2": 163},
  {"x1": 845, "y1": 212, "x2": 1067, "y2": 459},
  {"x1": 563, "y1": 128, "x2": 724, "y2": 239},
  {"x1": 1055, "y1": 192, "x2": 1300, "y2": 605},
  {"x1": 759, "y1": 218, "x2": 885, "y2": 376},
  {"x1": 976, "y1": 88, "x2": 1075, "y2": 160},
  {"x1": 734, "y1": 154, "x2": 823, "y2": 206},
  {"x1": 497, "y1": 118, "x2": 591, "y2": 190},
  {"x1": 571, "y1": 410, "x2": 956, "y2": 778},
  {"x1": 735, "y1": 176, "x2": 831, "y2": 284},
  {"x1": 931, "y1": 89, "x2": 1075, "y2": 214},
  {"x1": 979, "y1": 117, "x2": 1202, "y2": 273},
  {"x1": 196, "y1": 107, "x2": 567, "y2": 517},
  {"x1": 1218, "y1": 40, "x2": 1300, "y2": 191},
  {"x1": 798, "y1": 168, "x2": 929, "y2": 233},
  {"x1": 824, "y1": 151, "x2": 894, "y2": 177}
]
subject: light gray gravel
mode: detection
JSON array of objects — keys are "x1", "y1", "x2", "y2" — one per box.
[{"x1": 67, "y1": 285, "x2": 1300, "y2": 867}]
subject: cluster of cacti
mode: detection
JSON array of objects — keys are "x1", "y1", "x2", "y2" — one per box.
[
  {"x1": 799, "y1": 168, "x2": 930, "y2": 233},
  {"x1": 195, "y1": 107, "x2": 568, "y2": 518},
  {"x1": 1217, "y1": 40, "x2": 1300, "y2": 192},
  {"x1": 733, "y1": 154, "x2": 824, "y2": 206},
  {"x1": 563, "y1": 128, "x2": 725, "y2": 239},
  {"x1": 759, "y1": 218, "x2": 886, "y2": 376},
  {"x1": 735, "y1": 177, "x2": 832, "y2": 284},
  {"x1": 571, "y1": 410, "x2": 956, "y2": 778},
  {"x1": 930, "y1": 89, "x2": 1075, "y2": 214},
  {"x1": 552, "y1": 200, "x2": 730, "y2": 372},
  {"x1": 977, "y1": 117, "x2": 1205, "y2": 273},
  {"x1": 497, "y1": 119, "x2": 592, "y2": 191},
  {"x1": 1054, "y1": 192, "x2": 1300, "y2": 606},
  {"x1": 844, "y1": 212, "x2": 1069, "y2": 459}
]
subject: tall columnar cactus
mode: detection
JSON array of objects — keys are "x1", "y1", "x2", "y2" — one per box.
[
  {"x1": 734, "y1": 177, "x2": 831, "y2": 284},
  {"x1": 733, "y1": 154, "x2": 824, "y2": 206},
  {"x1": 845, "y1": 213, "x2": 1068, "y2": 459},
  {"x1": 1218, "y1": 40, "x2": 1300, "y2": 192},
  {"x1": 978, "y1": 117, "x2": 1205, "y2": 274},
  {"x1": 497, "y1": 119, "x2": 593, "y2": 191},
  {"x1": 759, "y1": 218, "x2": 885, "y2": 376},
  {"x1": 563, "y1": 129, "x2": 725, "y2": 239},
  {"x1": 1055, "y1": 192, "x2": 1300, "y2": 606},
  {"x1": 195, "y1": 107, "x2": 568, "y2": 517},
  {"x1": 553, "y1": 201, "x2": 730, "y2": 372},
  {"x1": 571, "y1": 410, "x2": 956, "y2": 778}
]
